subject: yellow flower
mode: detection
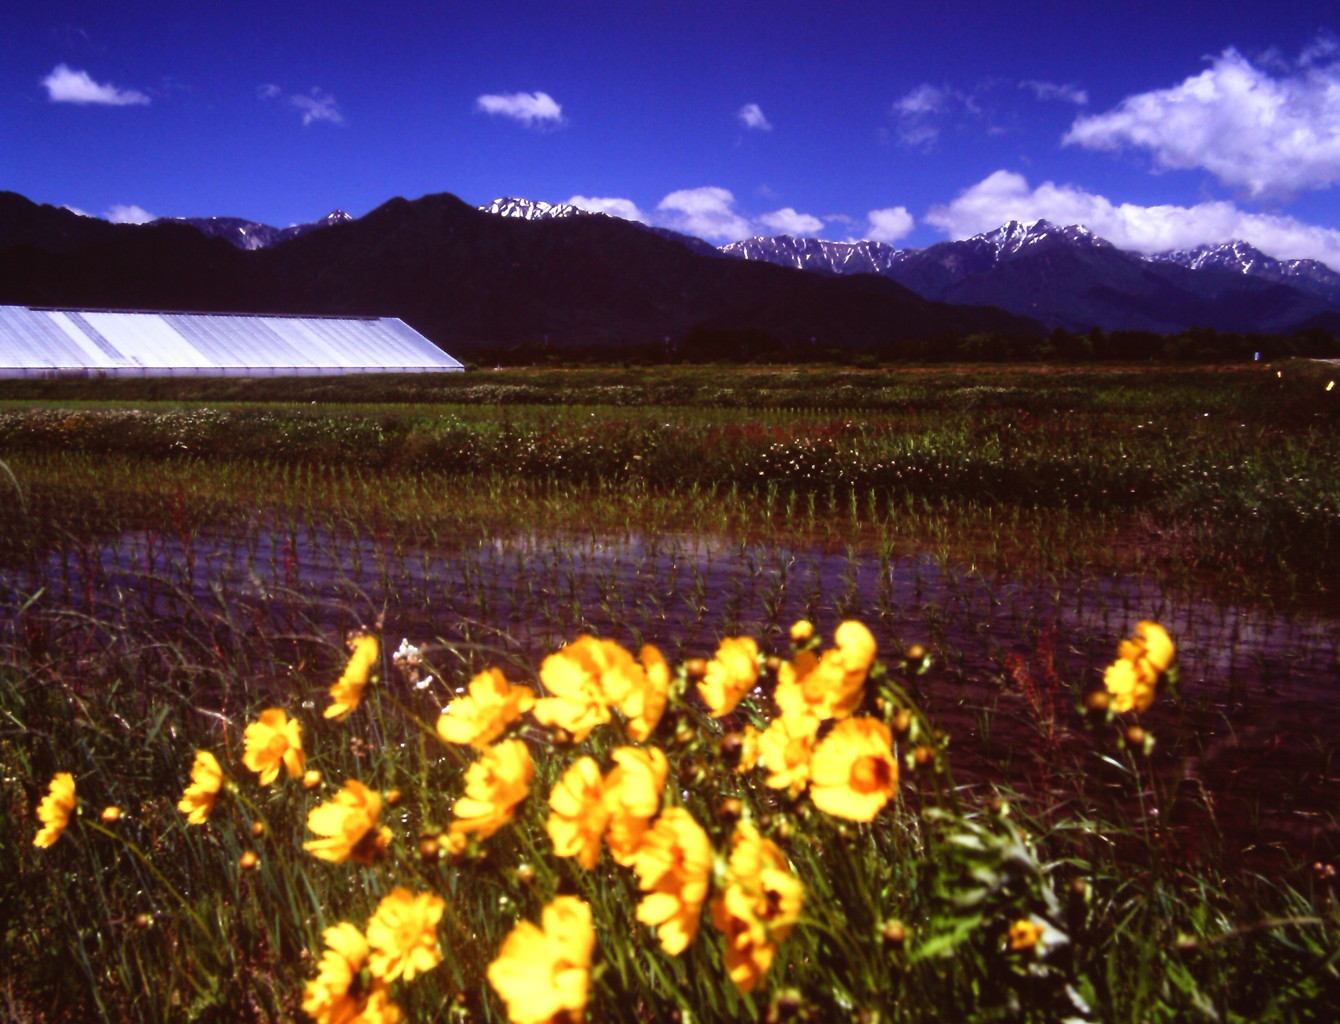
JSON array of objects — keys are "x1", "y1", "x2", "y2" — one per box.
[
  {"x1": 303, "y1": 922, "x2": 403, "y2": 1024},
  {"x1": 324, "y1": 632, "x2": 381, "y2": 721},
  {"x1": 602, "y1": 745, "x2": 668, "y2": 866},
  {"x1": 437, "y1": 668, "x2": 537, "y2": 749},
  {"x1": 697, "y1": 636, "x2": 760, "y2": 717},
  {"x1": 1120, "y1": 621, "x2": 1175, "y2": 676},
  {"x1": 758, "y1": 711, "x2": 821, "y2": 795},
  {"x1": 1104, "y1": 621, "x2": 1174, "y2": 713},
  {"x1": 488, "y1": 896, "x2": 594, "y2": 1024},
  {"x1": 242, "y1": 707, "x2": 305, "y2": 785},
  {"x1": 532, "y1": 636, "x2": 622, "y2": 742},
  {"x1": 722, "y1": 821, "x2": 804, "y2": 942},
  {"x1": 789, "y1": 619, "x2": 815, "y2": 643},
  {"x1": 547, "y1": 756, "x2": 609, "y2": 870},
  {"x1": 774, "y1": 620, "x2": 875, "y2": 721},
  {"x1": 632, "y1": 807, "x2": 713, "y2": 955},
  {"x1": 736, "y1": 724, "x2": 762, "y2": 773},
  {"x1": 710, "y1": 821, "x2": 804, "y2": 994},
  {"x1": 33, "y1": 771, "x2": 75, "y2": 848},
  {"x1": 620, "y1": 645, "x2": 670, "y2": 742},
  {"x1": 1008, "y1": 918, "x2": 1045, "y2": 951},
  {"x1": 712, "y1": 885, "x2": 774, "y2": 994},
  {"x1": 808, "y1": 717, "x2": 899, "y2": 821},
  {"x1": 1103, "y1": 659, "x2": 1151, "y2": 713},
  {"x1": 304, "y1": 778, "x2": 392, "y2": 864},
  {"x1": 366, "y1": 887, "x2": 445, "y2": 983},
  {"x1": 1108, "y1": 622, "x2": 1173, "y2": 712},
  {"x1": 451, "y1": 739, "x2": 534, "y2": 840},
  {"x1": 834, "y1": 620, "x2": 877, "y2": 676},
  {"x1": 177, "y1": 750, "x2": 223, "y2": 825}
]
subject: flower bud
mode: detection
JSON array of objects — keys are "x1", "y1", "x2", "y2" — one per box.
[
  {"x1": 789, "y1": 620, "x2": 815, "y2": 643},
  {"x1": 239, "y1": 851, "x2": 259, "y2": 870},
  {"x1": 302, "y1": 769, "x2": 323, "y2": 790},
  {"x1": 881, "y1": 920, "x2": 907, "y2": 947},
  {"x1": 716, "y1": 797, "x2": 744, "y2": 823},
  {"x1": 251, "y1": 821, "x2": 266, "y2": 838},
  {"x1": 1085, "y1": 690, "x2": 1111, "y2": 712},
  {"x1": 100, "y1": 805, "x2": 122, "y2": 823}
]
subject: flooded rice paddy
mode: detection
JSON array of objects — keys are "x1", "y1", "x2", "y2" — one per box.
[{"x1": 12, "y1": 515, "x2": 1338, "y2": 868}]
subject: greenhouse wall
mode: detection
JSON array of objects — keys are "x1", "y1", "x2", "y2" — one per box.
[{"x1": 0, "y1": 306, "x2": 464, "y2": 377}]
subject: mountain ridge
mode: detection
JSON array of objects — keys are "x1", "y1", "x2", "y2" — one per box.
[{"x1": 0, "y1": 189, "x2": 1037, "y2": 356}]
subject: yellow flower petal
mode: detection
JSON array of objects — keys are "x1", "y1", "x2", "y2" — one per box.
[
  {"x1": 34, "y1": 771, "x2": 75, "y2": 848},
  {"x1": 488, "y1": 897, "x2": 594, "y2": 1024}
]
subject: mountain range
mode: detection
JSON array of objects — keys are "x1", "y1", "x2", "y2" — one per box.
[
  {"x1": 2, "y1": 190, "x2": 1337, "y2": 359},
  {"x1": 0, "y1": 191, "x2": 1033, "y2": 357},
  {"x1": 720, "y1": 221, "x2": 1340, "y2": 335},
  {"x1": 145, "y1": 196, "x2": 1340, "y2": 335}
]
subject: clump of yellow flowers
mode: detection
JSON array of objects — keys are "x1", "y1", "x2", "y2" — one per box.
[
  {"x1": 1102, "y1": 621, "x2": 1176, "y2": 713},
  {"x1": 30, "y1": 614, "x2": 1176, "y2": 1024}
]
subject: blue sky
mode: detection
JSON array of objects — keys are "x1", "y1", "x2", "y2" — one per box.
[{"x1": 4, "y1": 0, "x2": 1340, "y2": 267}]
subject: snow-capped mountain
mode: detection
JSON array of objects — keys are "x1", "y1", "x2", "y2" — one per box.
[
  {"x1": 716, "y1": 219, "x2": 1340, "y2": 334},
  {"x1": 480, "y1": 196, "x2": 723, "y2": 257},
  {"x1": 720, "y1": 220, "x2": 1113, "y2": 279},
  {"x1": 479, "y1": 197, "x2": 590, "y2": 221},
  {"x1": 720, "y1": 235, "x2": 909, "y2": 275},
  {"x1": 1146, "y1": 241, "x2": 1340, "y2": 305},
  {"x1": 152, "y1": 210, "x2": 353, "y2": 250}
]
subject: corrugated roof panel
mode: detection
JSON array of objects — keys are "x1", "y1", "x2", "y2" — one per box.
[
  {"x1": 84, "y1": 311, "x2": 214, "y2": 368},
  {"x1": 0, "y1": 306, "x2": 463, "y2": 376},
  {"x1": 0, "y1": 309, "x2": 96, "y2": 368}
]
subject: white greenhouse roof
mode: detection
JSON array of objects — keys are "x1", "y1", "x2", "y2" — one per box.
[{"x1": 0, "y1": 306, "x2": 463, "y2": 377}]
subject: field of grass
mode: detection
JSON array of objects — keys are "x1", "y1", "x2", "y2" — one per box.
[{"x1": 2, "y1": 362, "x2": 1338, "y2": 1022}]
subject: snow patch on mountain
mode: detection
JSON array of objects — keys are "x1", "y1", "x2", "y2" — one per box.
[{"x1": 479, "y1": 197, "x2": 590, "y2": 221}]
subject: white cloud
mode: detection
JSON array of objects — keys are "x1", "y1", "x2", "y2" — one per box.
[
  {"x1": 104, "y1": 203, "x2": 156, "y2": 224},
  {"x1": 566, "y1": 195, "x2": 649, "y2": 223},
  {"x1": 289, "y1": 88, "x2": 344, "y2": 126},
  {"x1": 1020, "y1": 80, "x2": 1088, "y2": 105},
  {"x1": 258, "y1": 84, "x2": 344, "y2": 125},
  {"x1": 738, "y1": 102, "x2": 772, "y2": 131},
  {"x1": 656, "y1": 187, "x2": 755, "y2": 241},
  {"x1": 475, "y1": 91, "x2": 564, "y2": 127},
  {"x1": 925, "y1": 169, "x2": 1340, "y2": 270},
  {"x1": 42, "y1": 64, "x2": 149, "y2": 106},
  {"x1": 758, "y1": 207, "x2": 823, "y2": 236},
  {"x1": 865, "y1": 207, "x2": 916, "y2": 244},
  {"x1": 891, "y1": 83, "x2": 982, "y2": 148},
  {"x1": 1063, "y1": 45, "x2": 1340, "y2": 196}
]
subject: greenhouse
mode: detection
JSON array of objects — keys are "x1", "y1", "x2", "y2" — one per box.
[{"x1": 0, "y1": 305, "x2": 463, "y2": 377}]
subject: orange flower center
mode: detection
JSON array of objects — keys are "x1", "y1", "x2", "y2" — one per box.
[
  {"x1": 784, "y1": 737, "x2": 810, "y2": 766},
  {"x1": 851, "y1": 756, "x2": 891, "y2": 793}
]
